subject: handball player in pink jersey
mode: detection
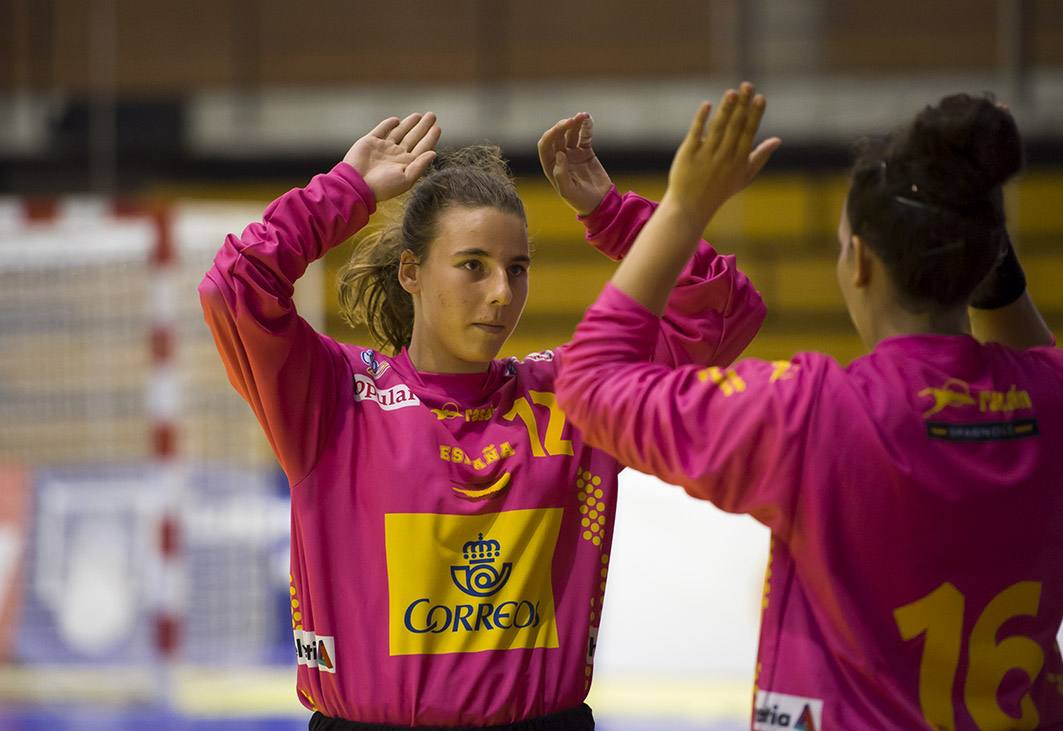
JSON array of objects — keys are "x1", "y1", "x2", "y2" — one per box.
[
  {"x1": 557, "y1": 84, "x2": 1063, "y2": 730},
  {"x1": 199, "y1": 108, "x2": 771, "y2": 729}
]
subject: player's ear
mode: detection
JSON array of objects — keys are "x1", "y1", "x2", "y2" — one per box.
[
  {"x1": 398, "y1": 250, "x2": 421, "y2": 295},
  {"x1": 850, "y1": 235, "x2": 872, "y2": 289}
]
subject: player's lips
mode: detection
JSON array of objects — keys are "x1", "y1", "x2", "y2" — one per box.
[{"x1": 472, "y1": 322, "x2": 506, "y2": 334}]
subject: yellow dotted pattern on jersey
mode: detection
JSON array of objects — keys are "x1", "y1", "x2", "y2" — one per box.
[
  {"x1": 578, "y1": 465, "x2": 610, "y2": 693},
  {"x1": 752, "y1": 537, "x2": 776, "y2": 703},
  {"x1": 584, "y1": 552, "x2": 610, "y2": 692},
  {"x1": 760, "y1": 537, "x2": 774, "y2": 612},
  {"x1": 290, "y1": 573, "x2": 303, "y2": 631},
  {"x1": 576, "y1": 469, "x2": 606, "y2": 548}
]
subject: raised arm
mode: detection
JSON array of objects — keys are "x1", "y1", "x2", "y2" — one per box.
[
  {"x1": 539, "y1": 112, "x2": 768, "y2": 366},
  {"x1": 198, "y1": 113, "x2": 440, "y2": 483},
  {"x1": 609, "y1": 84, "x2": 779, "y2": 316},
  {"x1": 557, "y1": 284, "x2": 826, "y2": 535},
  {"x1": 556, "y1": 84, "x2": 819, "y2": 530}
]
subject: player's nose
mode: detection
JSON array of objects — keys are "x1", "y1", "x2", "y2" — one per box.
[{"x1": 488, "y1": 267, "x2": 513, "y2": 307}]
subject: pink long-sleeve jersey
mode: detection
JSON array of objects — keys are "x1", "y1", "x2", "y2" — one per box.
[
  {"x1": 556, "y1": 284, "x2": 1063, "y2": 730},
  {"x1": 198, "y1": 163, "x2": 765, "y2": 726}
]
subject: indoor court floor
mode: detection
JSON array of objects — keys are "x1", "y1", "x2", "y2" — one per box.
[{"x1": 0, "y1": 707, "x2": 745, "y2": 731}]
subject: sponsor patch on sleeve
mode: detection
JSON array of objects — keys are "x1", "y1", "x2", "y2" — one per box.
[
  {"x1": 293, "y1": 629, "x2": 336, "y2": 674},
  {"x1": 353, "y1": 374, "x2": 420, "y2": 411},
  {"x1": 754, "y1": 690, "x2": 823, "y2": 731}
]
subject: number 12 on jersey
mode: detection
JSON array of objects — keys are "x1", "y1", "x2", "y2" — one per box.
[
  {"x1": 894, "y1": 581, "x2": 1045, "y2": 730},
  {"x1": 503, "y1": 391, "x2": 573, "y2": 458}
]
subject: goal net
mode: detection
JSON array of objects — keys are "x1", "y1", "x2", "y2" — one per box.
[{"x1": 0, "y1": 199, "x2": 320, "y2": 701}]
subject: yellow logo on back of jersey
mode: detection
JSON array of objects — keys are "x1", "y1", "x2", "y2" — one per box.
[{"x1": 384, "y1": 508, "x2": 562, "y2": 656}]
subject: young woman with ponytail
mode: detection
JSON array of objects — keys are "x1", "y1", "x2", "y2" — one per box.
[
  {"x1": 199, "y1": 109, "x2": 770, "y2": 729},
  {"x1": 557, "y1": 85, "x2": 1061, "y2": 729}
]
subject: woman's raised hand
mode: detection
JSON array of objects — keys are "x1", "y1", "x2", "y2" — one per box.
[
  {"x1": 343, "y1": 113, "x2": 442, "y2": 203},
  {"x1": 538, "y1": 113, "x2": 614, "y2": 216},
  {"x1": 663, "y1": 83, "x2": 781, "y2": 234}
]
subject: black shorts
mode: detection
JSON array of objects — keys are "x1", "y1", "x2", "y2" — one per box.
[{"x1": 308, "y1": 703, "x2": 594, "y2": 731}]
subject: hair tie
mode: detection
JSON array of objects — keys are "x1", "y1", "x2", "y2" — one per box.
[
  {"x1": 882, "y1": 160, "x2": 937, "y2": 210},
  {"x1": 892, "y1": 195, "x2": 939, "y2": 212},
  {"x1": 919, "y1": 239, "x2": 965, "y2": 257}
]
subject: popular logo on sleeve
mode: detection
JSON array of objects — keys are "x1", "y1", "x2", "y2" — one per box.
[
  {"x1": 353, "y1": 374, "x2": 420, "y2": 411},
  {"x1": 384, "y1": 509, "x2": 562, "y2": 656}
]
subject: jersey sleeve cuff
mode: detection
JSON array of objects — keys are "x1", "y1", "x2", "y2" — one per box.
[
  {"x1": 332, "y1": 162, "x2": 378, "y2": 216},
  {"x1": 577, "y1": 186, "x2": 621, "y2": 240}
]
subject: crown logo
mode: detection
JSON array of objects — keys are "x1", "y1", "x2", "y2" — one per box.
[
  {"x1": 451, "y1": 533, "x2": 512, "y2": 597},
  {"x1": 463, "y1": 534, "x2": 501, "y2": 563}
]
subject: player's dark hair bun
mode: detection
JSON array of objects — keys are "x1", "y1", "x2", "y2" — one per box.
[
  {"x1": 900, "y1": 93, "x2": 1023, "y2": 203},
  {"x1": 845, "y1": 93, "x2": 1024, "y2": 312}
]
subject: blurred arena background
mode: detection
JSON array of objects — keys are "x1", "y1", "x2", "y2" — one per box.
[{"x1": 0, "y1": 1, "x2": 1061, "y2": 729}]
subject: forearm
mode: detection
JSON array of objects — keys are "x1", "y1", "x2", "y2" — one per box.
[
  {"x1": 557, "y1": 283, "x2": 807, "y2": 533},
  {"x1": 969, "y1": 292, "x2": 1054, "y2": 348},
  {"x1": 215, "y1": 163, "x2": 375, "y2": 292},
  {"x1": 611, "y1": 195, "x2": 711, "y2": 316},
  {"x1": 579, "y1": 187, "x2": 764, "y2": 364}
]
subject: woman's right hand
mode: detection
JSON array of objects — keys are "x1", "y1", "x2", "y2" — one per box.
[
  {"x1": 663, "y1": 83, "x2": 781, "y2": 235},
  {"x1": 343, "y1": 113, "x2": 442, "y2": 203}
]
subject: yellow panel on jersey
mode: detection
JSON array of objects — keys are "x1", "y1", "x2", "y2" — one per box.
[{"x1": 384, "y1": 508, "x2": 563, "y2": 656}]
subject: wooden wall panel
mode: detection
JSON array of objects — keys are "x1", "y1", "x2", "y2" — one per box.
[
  {"x1": 0, "y1": 0, "x2": 1059, "y2": 93},
  {"x1": 822, "y1": 0, "x2": 999, "y2": 73},
  {"x1": 256, "y1": 1, "x2": 483, "y2": 84},
  {"x1": 49, "y1": 0, "x2": 92, "y2": 92},
  {"x1": 1034, "y1": 0, "x2": 1063, "y2": 65},
  {"x1": 501, "y1": 0, "x2": 718, "y2": 79},
  {"x1": 48, "y1": 0, "x2": 239, "y2": 94},
  {"x1": 2, "y1": 0, "x2": 57, "y2": 91},
  {"x1": 0, "y1": 1, "x2": 14, "y2": 89},
  {"x1": 110, "y1": 0, "x2": 240, "y2": 92}
]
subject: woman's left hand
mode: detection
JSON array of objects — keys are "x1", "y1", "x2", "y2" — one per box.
[
  {"x1": 538, "y1": 113, "x2": 614, "y2": 216},
  {"x1": 663, "y1": 83, "x2": 781, "y2": 235},
  {"x1": 609, "y1": 83, "x2": 780, "y2": 316}
]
